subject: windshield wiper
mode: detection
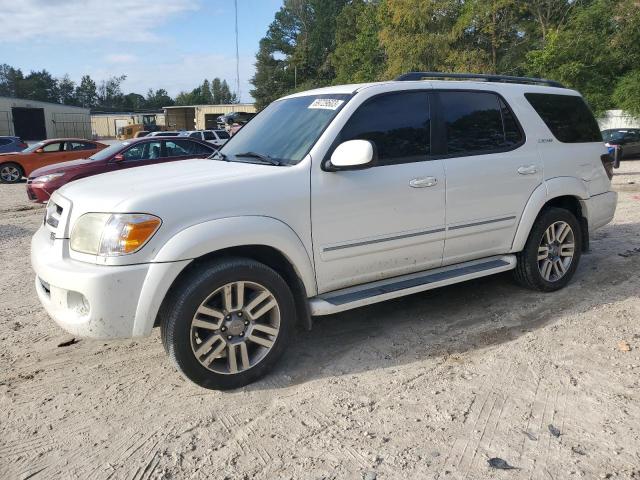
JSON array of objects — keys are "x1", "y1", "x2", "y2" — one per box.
[{"x1": 234, "y1": 151, "x2": 284, "y2": 166}]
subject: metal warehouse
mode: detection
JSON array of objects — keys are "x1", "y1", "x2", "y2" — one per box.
[
  {"x1": 0, "y1": 96, "x2": 91, "y2": 140},
  {"x1": 91, "y1": 112, "x2": 166, "y2": 139},
  {"x1": 163, "y1": 103, "x2": 256, "y2": 131}
]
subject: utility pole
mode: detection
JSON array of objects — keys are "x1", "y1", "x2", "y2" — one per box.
[{"x1": 234, "y1": 0, "x2": 240, "y2": 102}]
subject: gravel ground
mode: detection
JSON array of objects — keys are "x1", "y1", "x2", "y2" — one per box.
[{"x1": 1, "y1": 163, "x2": 639, "y2": 480}]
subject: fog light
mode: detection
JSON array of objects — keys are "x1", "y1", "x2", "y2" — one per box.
[{"x1": 67, "y1": 291, "x2": 90, "y2": 316}]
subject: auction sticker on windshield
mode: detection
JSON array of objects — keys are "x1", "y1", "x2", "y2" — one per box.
[{"x1": 308, "y1": 99, "x2": 344, "y2": 110}]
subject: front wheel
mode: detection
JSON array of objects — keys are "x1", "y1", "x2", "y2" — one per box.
[
  {"x1": 0, "y1": 162, "x2": 24, "y2": 183},
  {"x1": 160, "y1": 257, "x2": 296, "y2": 390},
  {"x1": 514, "y1": 208, "x2": 582, "y2": 292}
]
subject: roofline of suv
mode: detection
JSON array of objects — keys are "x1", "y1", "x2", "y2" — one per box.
[{"x1": 395, "y1": 72, "x2": 566, "y2": 88}]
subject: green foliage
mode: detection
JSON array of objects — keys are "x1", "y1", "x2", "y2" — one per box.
[
  {"x1": 525, "y1": 0, "x2": 639, "y2": 114},
  {"x1": 250, "y1": 0, "x2": 348, "y2": 109},
  {"x1": 250, "y1": 0, "x2": 639, "y2": 117},
  {"x1": 331, "y1": 0, "x2": 385, "y2": 83},
  {"x1": 75, "y1": 75, "x2": 98, "y2": 109}
]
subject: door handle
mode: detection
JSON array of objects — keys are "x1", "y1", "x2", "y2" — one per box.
[
  {"x1": 409, "y1": 177, "x2": 438, "y2": 188},
  {"x1": 517, "y1": 165, "x2": 538, "y2": 175}
]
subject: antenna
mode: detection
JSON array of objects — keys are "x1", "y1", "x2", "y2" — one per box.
[{"x1": 234, "y1": 0, "x2": 240, "y2": 102}]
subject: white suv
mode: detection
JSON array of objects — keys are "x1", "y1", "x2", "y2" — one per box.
[
  {"x1": 181, "y1": 129, "x2": 230, "y2": 148},
  {"x1": 31, "y1": 73, "x2": 618, "y2": 390}
]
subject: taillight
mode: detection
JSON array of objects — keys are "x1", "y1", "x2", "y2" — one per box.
[{"x1": 601, "y1": 154, "x2": 614, "y2": 180}]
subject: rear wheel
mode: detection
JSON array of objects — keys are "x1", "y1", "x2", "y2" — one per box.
[
  {"x1": 514, "y1": 208, "x2": 582, "y2": 292},
  {"x1": 0, "y1": 163, "x2": 24, "y2": 183},
  {"x1": 160, "y1": 257, "x2": 295, "y2": 390}
]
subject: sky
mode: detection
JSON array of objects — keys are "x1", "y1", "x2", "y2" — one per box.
[{"x1": 0, "y1": 0, "x2": 284, "y2": 103}]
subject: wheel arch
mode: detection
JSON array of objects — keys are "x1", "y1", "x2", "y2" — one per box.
[
  {"x1": 0, "y1": 160, "x2": 25, "y2": 180},
  {"x1": 511, "y1": 179, "x2": 590, "y2": 253},
  {"x1": 147, "y1": 216, "x2": 316, "y2": 332}
]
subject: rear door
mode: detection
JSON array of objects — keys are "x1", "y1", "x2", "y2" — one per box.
[
  {"x1": 311, "y1": 90, "x2": 446, "y2": 293},
  {"x1": 37, "y1": 141, "x2": 68, "y2": 167},
  {"x1": 437, "y1": 90, "x2": 540, "y2": 265}
]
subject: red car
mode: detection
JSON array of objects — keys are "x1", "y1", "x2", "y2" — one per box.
[{"x1": 26, "y1": 137, "x2": 217, "y2": 203}]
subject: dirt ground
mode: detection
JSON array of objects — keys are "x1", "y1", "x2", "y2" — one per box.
[{"x1": 1, "y1": 163, "x2": 639, "y2": 480}]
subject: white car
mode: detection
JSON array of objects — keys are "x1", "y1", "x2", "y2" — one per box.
[
  {"x1": 181, "y1": 130, "x2": 230, "y2": 148},
  {"x1": 31, "y1": 72, "x2": 618, "y2": 390}
]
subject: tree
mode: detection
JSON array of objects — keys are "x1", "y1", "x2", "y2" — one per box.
[
  {"x1": 97, "y1": 75, "x2": 127, "y2": 109},
  {"x1": 75, "y1": 75, "x2": 98, "y2": 108},
  {"x1": 146, "y1": 88, "x2": 173, "y2": 109},
  {"x1": 526, "y1": 0, "x2": 638, "y2": 114},
  {"x1": 453, "y1": 0, "x2": 526, "y2": 74},
  {"x1": 201, "y1": 79, "x2": 213, "y2": 104},
  {"x1": 0, "y1": 64, "x2": 24, "y2": 98},
  {"x1": 211, "y1": 78, "x2": 222, "y2": 104},
  {"x1": 331, "y1": 0, "x2": 385, "y2": 84},
  {"x1": 379, "y1": 0, "x2": 463, "y2": 78},
  {"x1": 58, "y1": 75, "x2": 76, "y2": 105},
  {"x1": 250, "y1": 0, "x2": 348, "y2": 109},
  {"x1": 21, "y1": 70, "x2": 59, "y2": 103},
  {"x1": 219, "y1": 80, "x2": 237, "y2": 103}
]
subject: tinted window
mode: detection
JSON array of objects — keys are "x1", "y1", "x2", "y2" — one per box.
[
  {"x1": 339, "y1": 91, "x2": 430, "y2": 166},
  {"x1": 0, "y1": 139, "x2": 11, "y2": 146},
  {"x1": 440, "y1": 92, "x2": 522, "y2": 155},
  {"x1": 165, "y1": 140, "x2": 213, "y2": 156},
  {"x1": 189, "y1": 132, "x2": 201, "y2": 139},
  {"x1": 122, "y1": 141, "x2": 162, "y2": 161},
  {"x1": 215, "y1": 130, "x2": 230, "y2": 139},
  {"x1": 65, "y1": 141, "x2": 95, "y2": 151},
  {"x1": 203, "y1": 131, "x2": 216, "y2": 140},
  {"x1": 525, "y1": 93, "x2": 601, "y2": 143}
]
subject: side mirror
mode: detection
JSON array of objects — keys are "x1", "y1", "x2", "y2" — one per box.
[
  {"x1": 113, "y1": 154, "x2": 125, "y2": 162},
  {"x1": 613, "y1": 146, "x2": 621, "y2": 169},
  {"x1": 327, "y1": 139, "x2": 376, "y2": 171}
]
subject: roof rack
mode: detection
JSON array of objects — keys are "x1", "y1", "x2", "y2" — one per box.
[{"x1": 395, "y1": 72, "x2": 565, "y2": 88}]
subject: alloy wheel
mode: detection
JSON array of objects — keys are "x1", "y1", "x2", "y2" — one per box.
[
  {"x1": 0, "y1": 165, "x2": 21, "y2": 182},
  {"x1": 190, "y1": 281, "x2": 280, "y2": 375},
  {"x1": 537, "y1": 221, "x2": 575, "y2": 282}
]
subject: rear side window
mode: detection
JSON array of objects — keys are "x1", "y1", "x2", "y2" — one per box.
[
  {"x1": 525, "y1": 93, "x2": 602, "y2": 143},
  {"x1": 440, "y1": 91, "x2": 523, "y2": 155},
  {"x1": 339, "y1": 91, "x2": 431, "y2": 166},
  {"x1": 0, "y1": 139, "x2": 11, "y2": 146},
  {"x1": 203, "y1": 131, "x2": 216, "y2": 140}
]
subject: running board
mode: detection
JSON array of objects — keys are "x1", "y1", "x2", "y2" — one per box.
[{"x1": 309, "y1": 255, "x2": 516, "y2": 316}]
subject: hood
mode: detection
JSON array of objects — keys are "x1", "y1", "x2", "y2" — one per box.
[
  {"x1": 29, "y1": 157, "x2": 93, "y2": 178},
  {"x1": 53, "y1": 156, "x2": 311, "y2": 266},
  {"x1": 57, "y1": 158, "x2": 304, "y2": 221}
]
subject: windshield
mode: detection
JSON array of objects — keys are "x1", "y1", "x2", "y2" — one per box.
[
  {"x1": 88, "y1": 142, "x2": 128, "y2": 161},
  {"x1": 21, "y1": 142, "x2": 45, "y2": 153},
  {"x1": 220, "y1": 94, "x2": 351, "y2": 164}
]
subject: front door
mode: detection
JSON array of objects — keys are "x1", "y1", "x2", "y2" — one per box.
[
  {"x1": 437, "y1": 90, "x2": 542, "y2": 265},
  {"x1": 311, "y1": 91, "x2": 446, "y2": 293}
]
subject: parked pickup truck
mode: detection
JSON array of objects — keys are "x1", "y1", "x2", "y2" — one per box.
[{"x1": 31, "y1": 72, "x2": 618, "y2": 390}]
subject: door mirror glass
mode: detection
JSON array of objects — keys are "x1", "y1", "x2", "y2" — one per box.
[{"x1": 328, "y1": 140, "x2": 375, "y2": 171}]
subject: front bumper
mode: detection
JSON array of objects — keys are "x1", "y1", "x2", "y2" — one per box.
[
  {"x1": 26, "y1": 181, "x2": 55, "y2": 203},
  {"x1": 584, "y1": 191, "x2": 617, "y2": 231},
  {"x1": 31, "y1": 226, "x2": 150, "y2": 338}
]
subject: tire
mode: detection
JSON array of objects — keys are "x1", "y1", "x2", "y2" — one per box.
[
  {"x1": 0, "y1": 162, "x2": 24, "y2": 184},
  {"x1": 160, "y1": 257, "x2": 296, "y2": 390},
  {"x1": 513, "y1": 207, "x2": 582, "y2": 292}
]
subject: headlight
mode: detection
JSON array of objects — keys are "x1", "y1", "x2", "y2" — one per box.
[
  {"x1": 33, "y1": 172, "x2": 64, "y2": 183},
  {"x1": 70, "y1": 213, "x2": 161, "y2": 256}
]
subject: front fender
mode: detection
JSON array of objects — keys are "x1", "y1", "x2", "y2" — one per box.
[
  {"x1": 152, "y1": 215, "x2": 317, "y2": 296},
  {"x1": 510, "y1": 177, "x2": 589, "y2": 252}
]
